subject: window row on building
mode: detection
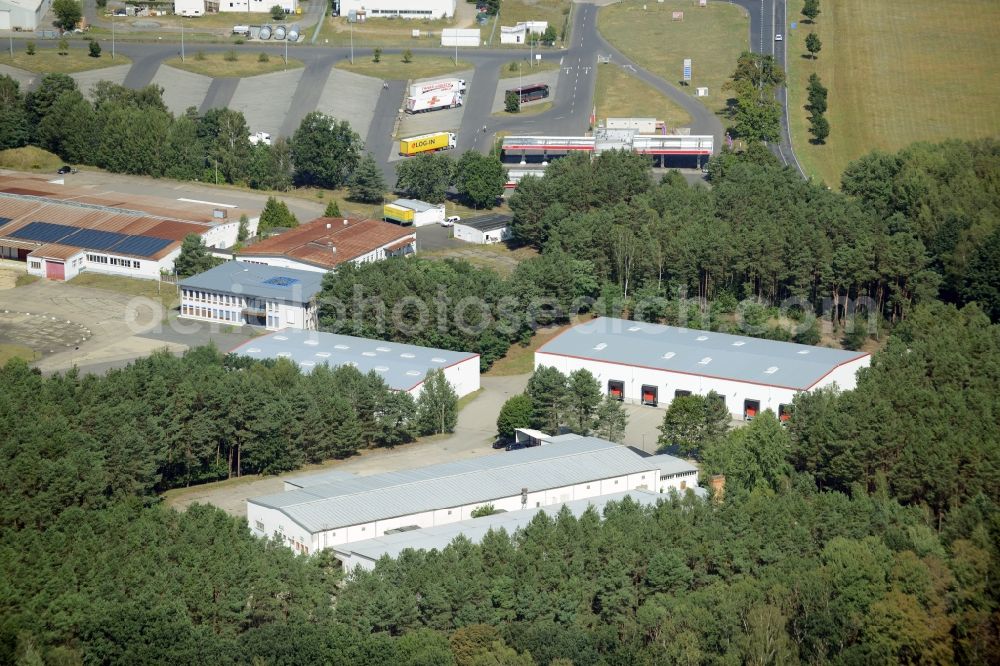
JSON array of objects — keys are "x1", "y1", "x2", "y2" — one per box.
[{"x1": 86, "y1": 253, "x2": 141, "y2": 269}]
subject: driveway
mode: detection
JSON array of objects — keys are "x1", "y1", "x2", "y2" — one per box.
[{"x1": 165, "y1": 371, "x2": 531, "y2": 516}]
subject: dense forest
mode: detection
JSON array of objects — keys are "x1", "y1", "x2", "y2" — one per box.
[
  {"x1": 0, "y1": 348, "x2": 457, "y2": 492},
  {"x1": 2, "y1": 299, "x2": 998, "y2": 663}
]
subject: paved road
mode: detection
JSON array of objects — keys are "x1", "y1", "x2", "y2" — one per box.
[
  {"x1": 13, "y1": 1, "x2": 726, "y2": 175},
  {"x1": 731, "y1": 0, "x2": 805, "y2": 176}
]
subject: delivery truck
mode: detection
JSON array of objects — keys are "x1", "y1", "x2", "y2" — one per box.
[
  {"x1": 383, "y1": 203, "x2": 415, "y2": 224},
  {"x1": 405, "y1": 92, "x2": 463, "y2": 114},
  {"x1": 408, "y1": 78, "x2": 467, "y2": 97},
  {"x1": 399, "y1": 132, "x2": 457, "y2": 157}
]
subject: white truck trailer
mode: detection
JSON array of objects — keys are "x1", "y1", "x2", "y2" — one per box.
[
  {"x1": 408, "y1": 78, "x2": 467, "y2": 97},
  {"x1": 405, "y1": 92, "x2": 463, "y2": 114}
]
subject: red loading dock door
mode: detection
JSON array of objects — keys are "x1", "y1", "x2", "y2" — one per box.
[{"x1": 45, "y1": 260, "x2": 65, "y2": 281}]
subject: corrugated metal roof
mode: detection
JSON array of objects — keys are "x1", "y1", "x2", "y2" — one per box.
[
  {"x1": 250, "y1": 438, "x2": 664, "y2": 533},
  {"x1": 391, "y1": 198, "x2": 440, "y2": 213},
  {"x1": 456, "y1": 214, "x2": 512, "y2": 232},
  {"x1": 179, "y1": 261, "x2": 324, "y2": 304},
  {"x1": 644, "y1": 454, "x2": 698, "y2": 476},
  {"x1": 334, "y1": 490, "x2": 664, "y2": 565},
  {"x1": 230, "y1": 328, "x2": 478, "y2": 393},
  {"x1": 537, "y1": 317, "x2": 870, "y2": 390}
]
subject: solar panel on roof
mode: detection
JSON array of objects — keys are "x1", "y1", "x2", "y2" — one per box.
[
  {"x1": 8, "y1": 221, "x2": 80, "y2": 243},
  {"x1": 0, "y1": 217, "x2": 11, "y2": 231},
  {"x1": 62, "y1": 228, "x2": 129, "y2": 251},
  {"x1": 262, "y1": 276, "x2": 301, "y2": 287},
  {"x1": 110, "y1": 235, "x2": 173, "y2": 258}
]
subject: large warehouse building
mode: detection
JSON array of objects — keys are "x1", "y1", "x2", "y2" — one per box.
[
  {"x1": 179, "y1": 261, "x2": 323, "y2": 330},
  {"x1": 0, "y1": 175, "x2": 257, "y2": 281},
  {"x1": 536, "y1": 317, "x2": 871, "y2": 420},
  {"x1": 247, "y1": 437, "x2": 698, "y2": 557},
  {"x1": 337, "y1": 0, "x2": 455, "y2": 19},
  {"x1": 230, "y1": 328, "x2": 481, "y2": 397},
  {"x1": 0, "y1": 0, "x2": 52, "y2": 31}
]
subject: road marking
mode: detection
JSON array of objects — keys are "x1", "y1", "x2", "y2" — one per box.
[{"x1": 178, "y1": 198, "x2": 237, "y2": 208}]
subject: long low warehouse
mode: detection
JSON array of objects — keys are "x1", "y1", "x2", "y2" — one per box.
[
  {"x1": 230, "y1": 329, "x2": 480, "y2": 398},
  {"x1": 536, "y1": 317, "x2": 871, "y2": 420},
  {"x1": 247, "y1": 437, "x2": 698, "y2": 556}
]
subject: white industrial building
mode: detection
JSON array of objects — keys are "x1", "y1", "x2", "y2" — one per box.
[
  {"x1": 499, "y1": 21, "x2": 547, "y2": 45},
  {"x1": 536, "y1": 317, "x2": 871, "y2": 421},
  {"x1": 0, "y1": 0, "x2": 51, "y2": 31},
  {"x1": 248, "y1": 436, "x2": 699, "y2": 557},
  {"x1": 0, "y1": 175, "x2": 257, "y2": 282},
  {"x1": 173, "y1": 0, "x2": 205, "y2": 16},
  {"x1": 383, "y1": 199, "x2": 446, "y2": 227},
  {"x1": 179, "y1": 261, "x2": 323, "y2": 330},
  {"x1": 230, "y1": 328, "x2": 481, "y2": 397},
  {"x1": 453, "y1": 214, "x2": 513, "y2": 244},
  {"x1": 219, "y1": 0, "x2": 297, "y2": 13},
  {"x1": 335, "y1": 490, "x2": 664, "y2": 571},
  {"x1": 338, "y1": 0, "x2": 455, "y2": 19}
]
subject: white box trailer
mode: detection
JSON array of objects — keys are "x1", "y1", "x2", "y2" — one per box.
[
  {"x1": 405, "y1": 92, "x2": 463, "y2": 114},
  {"x1": 409, "y1": 78, "x2": 467, "y2": 97}
]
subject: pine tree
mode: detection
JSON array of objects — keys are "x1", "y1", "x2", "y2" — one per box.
[
  {"x1": 258, "y1": 196, "x2": 298, "y2": 234},
  {"x1": 347, "y1": 153, "x2": 386, "y2": 203},
  {"x1": 496, "y1": 394, "x2": 534, "y2": 440},
  {"x1": 566, "y1": 369, "x2": 602, "y2": 434},
  {"x1": 330, "y1": 397, "x2": 363, "y2": 458},
  {"x1": 323, "y1": 199, "x2": 341, "y2": 217},
  {"x1": 173, "y1": 233, "x2": 220, "y2": 277},
  {"x1": 416, "y1": 369, "x2": 459, "y2": 435},
  {"x1": 595, "y1": 396, "x2": 628, "y2": 443}
]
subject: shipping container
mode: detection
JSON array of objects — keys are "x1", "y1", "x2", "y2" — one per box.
[{"x1": 383, "y1": 203, "x2": 415, "y2": 224}]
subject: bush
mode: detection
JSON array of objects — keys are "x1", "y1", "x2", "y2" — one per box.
[
  {"x1": 224, "y1": 50, "x2": 238, "y2": 62},
  {"x1": 402, "y1": 49, "x2": 413, "y2": 63},
  {"x1": 88, "y1": 41, "x2": 101, "y2": 58},
  {"x1": 258, "y1": 52, "x2": 269, "y2": 62},
  {"x1": 233, "y1": 37, "x2": 245, "y2": 45},
  {"x1": 25, "y1": 42, "x2": 35, "y2": 56},
  {"x1": 57, "y1": 38, "x2": 69, "y2": 55},
  {"x1": 504, "y1": 90, "x2": 520, "y2": 113},
  {"x1": 373, "y1": 47, "x2": 382, "y2": 63},
  {"x1": 270, "y1": 4, "x2": 285, "y2": 21},
  {"x1": 194, "y1": 50, "x2": 206, "y2": 61}
]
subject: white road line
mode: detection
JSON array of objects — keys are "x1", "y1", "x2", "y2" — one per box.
[
  {"x1": 178, "y1": 198, "x2": 237, "y2": 208},
  {"x1": 760, "y1": 0, "x2": 765, "y2": 52},
  {"x1": 771, "y1": 0, "x2": 777, "y2": 55}
]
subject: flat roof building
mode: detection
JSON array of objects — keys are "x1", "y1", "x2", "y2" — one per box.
[
  {"x1": 247, "y1": 437, "x2": 698, "y2": 556},
  {"x1": 0, "y1": 174, "x2": 257, "y2": 281},
  {"x1": 230, "y1": 328, "x2": 481, "y2": 396},
  {"x1": 453, "y1": 214, "x2": 513, "y2": 245},
  {"x1": 179, "y1": 261, "x2": 324, "y2": 330},
  {"x1": 338, "y1": 0, "x2": 456, "y2": 19},
  {"x1": 0, "y1": 0, "x2": 52, "y2": 31},
  {"x1": 383, "y1": 198, "x2": 446, "y2": 227},
  {"x1": 236, "y1": 216, "x2": 415, "y2": 272},
  {"x1": 536, "y1": 317, "x2": 871, "y2": 420}
]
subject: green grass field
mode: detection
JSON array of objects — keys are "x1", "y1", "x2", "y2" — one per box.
[
  {"x1": 598, "y1": 0, "x2": 748, "y2": 115},
  {"x1": 0, "y1": 48, "x2": 131, "y2": 74},
  {"x1": 336, "y1": 56, "x2": 472, "y2": 80},
  {"x1": 69, "y1": 273, "x2": 179, "y2": 310},
  {"x1": 0, "y1": 147, "x2": 64, "y2": 172},
  {"x1": 595, "y1": 65, "x2": 691, "y2": 130},
  {"x1": 786, "y1": 0, "x2": 1000, "y2": 186},
  {"x1": 165, "y1": 52, "x2": 303, "y2": 78},
  {"x1": 0, "y1": 343, "x2": 39, "y2": 365}
]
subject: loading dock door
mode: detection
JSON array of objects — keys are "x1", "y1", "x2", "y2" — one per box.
[
  {"x1": 641, "y1": 385, "x2": 658, "y2": 406},
  {"x1": 674, "y1": 389, "x2": 691, "y2": 399},
  {"x1": 608, "y1": 380, "x2": 624, "y2": 401},
  {"x1": 778, "y1": 404, "x2": 792, "y2": 423},
  {"x1": 45, "y1": 260, "x2": 65, "y2": 281},
  {"x1": 744, "y1": 399, "x2": 760, "y2": 421}
]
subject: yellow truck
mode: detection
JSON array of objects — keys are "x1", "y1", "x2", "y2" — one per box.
[
  {"x1": 383, "y1": 203, "x2": 415, "y2": 224},
  {"x1": 399, "y1": 132, "x2": 457, "y2": 157}
]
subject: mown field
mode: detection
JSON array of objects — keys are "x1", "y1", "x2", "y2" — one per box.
[
  {"x1": 598, "y1": 0, "x2": 748, "y2": 116},
  {"x1": 786, "y1": 0, "x2": 1000, "y2": 186},
  {"x1": 594, "y1": 65, "x2": 691, "y2": 130}
]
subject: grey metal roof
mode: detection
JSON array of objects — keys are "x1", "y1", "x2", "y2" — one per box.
[
  {"x1": 645, "y1": 454, "x2": 699, "y2": 477},
  {"x1": 179, "y1": 261, "x2": 324, "y2": 304},
  {"x1": 537, "y1": 317, "x2": 869, "y2": 390},
  {"x1": 334, "y1": 490, "x2": 664, "y2": 565},
  {"x1": 456, "y1": 214, "x2": 512, "y2": 232},
  {"x1": 230, "y1": 329, "x2": 478, "y2": 392},
  {"x1": 250, "y1": 438, "x2": 663, "y2": 533},
  {"x1": 391, "y1": 198, "x2": 440, "y2": 213}
]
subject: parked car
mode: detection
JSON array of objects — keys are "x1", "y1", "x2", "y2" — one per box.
[
  {"x1": 505, "y1": 442, "x2": 526, "y2": 452},
  {"x1": 442, "y1": 215, "x2": 460, "y2": 227},
  {"x1": 57, "y1": 165, "x2": 76, "y2": 174}
]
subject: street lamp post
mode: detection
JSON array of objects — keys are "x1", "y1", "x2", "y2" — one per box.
[
  {"x1": 111, "y1": 15, "x2": 115, "y2": 60},
  {"x1": 181, "y1": 24, "x2": 185, "y2": 62},
  {"x1": 349, "y1": 19, "x2": 354, "y2": 64}
]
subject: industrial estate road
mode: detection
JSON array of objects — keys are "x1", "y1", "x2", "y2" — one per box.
[{"x1": 12, "y1": 0, "x2": 722, "y2": 177}]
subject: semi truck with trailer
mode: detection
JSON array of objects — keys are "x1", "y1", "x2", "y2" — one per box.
[
  {"x1": 399, "y1": 132, "x2": 457, "y2": 157},
  {"x1": 405, "y1": 92, "x2": 463, "y2": 114},
  {"x1": 409, "y1": 79, "x2": 467, "y2": 97}
]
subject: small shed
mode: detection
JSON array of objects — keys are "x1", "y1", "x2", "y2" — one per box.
[
  {"x1": 453, "y1": 214, "x2": 513, "y2": 244},
  {"x1": 385, "y1": 199, "x2": 445, "y2": 227}
]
